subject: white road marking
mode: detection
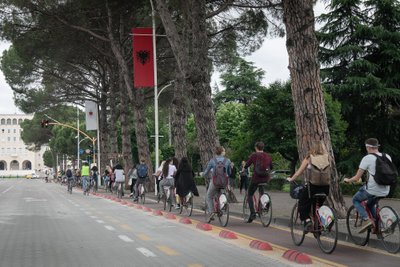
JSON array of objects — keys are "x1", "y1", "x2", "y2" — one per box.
[
  {"x1": 104, "y1": 225, "x2": 115, "y2": 231},
  {"x1": 1, "y1": 186, "x2": 14, "y2": 195},
  {"x1": 74, "y1": 204, "x2": 80, "y2": 207},
  {"x1": 136, "y1": 248, "x2": 156, "y2": 257},
  {"x1": 90, "y1": 216, "x2": 98, "y2": 219},
  {"x1": 119, "y1": 235, "x2": 134, "y2": 243},
  {"x1": 85, "y1": 212, "x2": 92, "y2": 215},
  {"x1": 96, "y1": 220, "x2": 105, "y2": 224}
]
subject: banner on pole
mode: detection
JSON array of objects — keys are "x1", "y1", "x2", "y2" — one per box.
[
  {"x1": 85, "y1": 101, "x2": 98, "y2": 131},
  {"x1": 132, "y1": 28, "x2": 154, "y2": 88}
]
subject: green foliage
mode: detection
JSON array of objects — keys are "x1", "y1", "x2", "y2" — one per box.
[{"x1": 43, "y1": 150, "x2": 54, "y2": 167}]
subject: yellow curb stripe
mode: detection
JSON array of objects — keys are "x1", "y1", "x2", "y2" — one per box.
[
  {"x1": 156, "y1": 245, "x2": 180, "y2": 256},
  {"x1": 120, "y1": 224, "x2": 134, "y2": 231},
  {"x1": 136, "y1": 233, "x2": 152, "y2": 241}
]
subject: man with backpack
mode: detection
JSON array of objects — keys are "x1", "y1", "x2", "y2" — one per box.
[
  {"x1": 202, "y1": 146, "x2": 231, "y2": 222},
  {"x1": 344, "y1": 138, "x2": 396, "y2": 233},
  {"x1": 134, "y1": 158, "x2": 148, "y2": 202},
  {"x1": 244, "y1": 142, "x2": 273, "y2": 223}
]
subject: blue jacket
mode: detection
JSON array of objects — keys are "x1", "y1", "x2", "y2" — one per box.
[{"x1": 202, "y1": 156, "x2": 232, "y2": 178}]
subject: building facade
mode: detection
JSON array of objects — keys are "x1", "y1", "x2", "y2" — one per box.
[{"x1": 0, "y1": 114, "x2": 46, "y2": 177}]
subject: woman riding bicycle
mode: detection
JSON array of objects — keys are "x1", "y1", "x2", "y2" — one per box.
[{"x1": 286, "y1": 140, "x2": 331, "y2": 231}]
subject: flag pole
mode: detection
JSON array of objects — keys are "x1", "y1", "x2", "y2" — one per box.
[{"x1": 150, "y1": 0, "x2": 159, "y2": 196}]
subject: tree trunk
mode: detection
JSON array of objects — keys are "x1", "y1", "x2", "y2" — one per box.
[
  {"x1": 282, "y1": 0, "x2": 346, "y2": 217},
  {"x1": 99, "y1": 92, "x2": 110, "y2": 174},
  {"x1": 155, "y1": 0, "x2": 219, "y2": 168},
  {"x1": 171, "y1": 71, "x2": 188, "y2": 160}
]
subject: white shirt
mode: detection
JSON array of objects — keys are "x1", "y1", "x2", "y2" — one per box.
[
  {"x1": 165, "y1": 164, "x2": 177, "y2": 179},
  {"x1": 114, "y1": 169, "x2": 125, "y2": 183},
  {"x1": 359, "y1": 153, "x2": 391, "y2": 197}
]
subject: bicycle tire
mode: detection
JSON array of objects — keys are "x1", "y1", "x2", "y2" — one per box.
[
  {"x1": 242, "y1": 195, "x2": 250, "y2": 222},
  {"x1": 346, "y1": 205, "x2": 370, "y2": 246},
  {"x1": 259, "y1": 193, "x2": 272, "y2": 227},
  {"x1": 378, "y1": 206, "x2": 400, "y2": 253},
  {"x1": 204, "y1": 198, "x2": 209, "y2": 222},
  {"x1": 140, "y1": 190, "x2": 145, "y2": 205},
  {"x1": 218, "y1": 195, "x2": 229, "y2": 227},
  {"x1": 316, "y1": 206, "x2": 338, "y2": 254},
  {"x1": 290, "y1": 202, "x2": 305, "y2": 246},
  {"x1": 188, "y1": 197, "x2": 193, "y2": 217},
  {"x1": 163, "y1": 194, "x2": 167, "y2": 211}
]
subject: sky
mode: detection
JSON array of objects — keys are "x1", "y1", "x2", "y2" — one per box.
[{"x1": 0, "y1": 2, "x2": 325, "y2": 115}]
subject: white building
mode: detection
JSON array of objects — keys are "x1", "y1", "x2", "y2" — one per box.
[{"x1": 0, "y1": 114, "x2": 46, "y2": 177}]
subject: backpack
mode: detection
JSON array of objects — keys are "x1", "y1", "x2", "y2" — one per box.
[
  {"x1": 212, "y1": 158, "x2": 229, "y2": 188},
  {"x1": 137, "y1": 164, "x2": 148, "y2": 179},
  {"x1": 66, "y1": 169, "x2": 73, "y2": 178},
  {"x1": 307, "y1": 155, "x2": 331, "y2": 186},
  {"x1": 371, "y1": 153, "x2": 398, "y2": 186},
  {"x1": 254, "y1": 154, "x2": 270, "y2": 178}
]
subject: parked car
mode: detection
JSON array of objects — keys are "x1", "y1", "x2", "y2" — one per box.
[{"x1": 26, "y1": 173, "x2": 39, "y2": 179}]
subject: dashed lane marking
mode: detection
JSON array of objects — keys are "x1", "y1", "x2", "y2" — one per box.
[
  {"x1": 118, "y1": 235, "x2": 134, "y2": 242},
  {"x1": 136, "y1": 247, "x2": 157, "y2": 257},
  {"x1": 136, "y1": 233, "x2": 151, "y2": 241},
  {"x1": 1, "y1": 186, "x2": 14, "y2": 195},
  {"x1": 96, "y1": 220, "x2": 105, "y2": 224},
  {"x1": 156, "y1": 245, "x2": 180, "y2": 256},
  {"x1": 90, "y1": 216, "x2": 98, "y2": 219},
  {"x1": 104, "y1": 225, "x2": 115, "y2": 231}
]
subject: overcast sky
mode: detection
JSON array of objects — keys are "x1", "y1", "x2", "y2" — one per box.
[{"x1": 0, "y1": 2, "x2": 325, "y2": 115}]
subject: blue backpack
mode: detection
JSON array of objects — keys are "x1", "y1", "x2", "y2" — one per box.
[{"x1": 137, "y1": 164, "x2": 148, "y2": 179}]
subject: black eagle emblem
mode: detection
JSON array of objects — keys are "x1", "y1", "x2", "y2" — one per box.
[{"x1": 136, "y1": 50, "x2": 151, "y2": 65}]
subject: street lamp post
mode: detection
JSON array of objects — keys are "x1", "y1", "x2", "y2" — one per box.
[{"x1": 76, "y1": 137, "x2": 89, "y2": 170}]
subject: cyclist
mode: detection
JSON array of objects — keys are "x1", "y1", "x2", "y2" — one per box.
[
  {"x1": 175, "y1": 157, "x2": 199, "y2": 202},
  {"x1": 158, "y1": 158, "x2": 177, "y2": 205},
  {"x1": 81, "y1": 162, "x2": 90, "y2": 195},
  {"x1": 244, "y1": 141, "x2": 273, "y2": 223},
  {"x1": 66, "y1": 166, "x2": 74, "y2": 192},
  {"x1": 134, "y1": 159, "x2": 148, "y2": 202},
  {"x1": 344, "y1": 138, "x2": 391, "y2": 233},
  {"x1": 286, "y1": 140, "x2": 330, "y2": 230},
  {"x1": 114, "y1": 163, "x2": 125, "y2": 197},
  {"x1": 91, "y1": 165, "x2": 98, "y2": 191},
  {"x1": 202, "y1": 146, "x2": 231, "y2": 222}
]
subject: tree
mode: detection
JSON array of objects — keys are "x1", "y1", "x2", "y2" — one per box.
[{"x1": 282, "y1": 0, "x2": 346, "y2": 216}]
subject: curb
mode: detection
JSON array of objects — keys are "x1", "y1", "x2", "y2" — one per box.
[
  {"x1": 282, "y1": 249, "x2": 312, "y2": 264},
  {"x1": 196, "y1": 223, "x2": 213, "y2": 231},
  {"x1": 143, "y1": 207, "x2": 152, "y2": 212},
  {"x1": 179, "y1": 218, "x2": 192, "y2": 224},
  {"x1": 164, "y1": 213, "x2": 176, "y2": 220},
  {"x1": 249, "y1": 240, "x2": 273, "y2": 251},
  {"x1": 219, "y1": 230, "x2": 238, "y2": 239},
  {"x1": 153, "y1": 210, "x2": 163, "y2": 216}
]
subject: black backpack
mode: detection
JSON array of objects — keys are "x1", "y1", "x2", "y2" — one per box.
[
  {"x1": 371, "y1": 153, "x2": 398, "y2": 186},
  {"x1": 66, "y1": 169, "x2": 73, "y2": 178}
]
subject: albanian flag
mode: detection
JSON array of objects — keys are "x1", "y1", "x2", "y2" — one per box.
[{"x1": 132, "y1": 28, "x2": 155, "y2": 88}]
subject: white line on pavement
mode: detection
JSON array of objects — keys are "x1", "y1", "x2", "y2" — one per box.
[
  {"x1": 90, "y1": 216, "x2": 98, "y2": 219},
  {"x1": 85, "y1": 212, "x2": 92, "y2": 215},
  {"x1": 104, "y1": 225, "x2": 115, "y2": 231},
  {"x1": 1, "y1": 186, "x2": 14, "y2": 195},
  {"x1": 119, "y1": 235, "x2": 134, "y2": 243},
  {"x1": 136, "y1": 248, "x2": 156, "y2": 257},
  {"x1": 96, "y1": 220, "x2": 105, "y2": 224}
]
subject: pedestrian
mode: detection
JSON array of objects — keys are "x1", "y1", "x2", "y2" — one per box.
[
  {"x1": 202, "y1": 146, "x2": 231, "y2": 222},
  {"x1": 244, "y1": 142, "x2": 273, "y2": 223},
  {"x1": 344, "y1": 138, "x2": 392, "y2": 233},
  {"x1": 286, "y1": 140, "x2": 331, "y2": 231},
  {"x1": 239, "y1": 160, "x2": 249, "y2": 194},
  {"x1": 175, "y1": 157, "x2": 199, "y2": 206}
]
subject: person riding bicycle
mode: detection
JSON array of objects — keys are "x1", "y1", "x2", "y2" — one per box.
[
  {"x1": 344, "y1": 138, "x2": 391, "y2": 233},
  {"x1": 175, "y1": 157, "x2": 199, "y2": 203},
  {"x1": 202, "y1": 146, "x2": 231, "y2": 222},
  {"x1": 286, "y1": 140, "x2": 330, "y2": 231},
  {"x1": 91, "y1": 165, "x2": 98, "y2": 191},
  {"x1": 66, "y1": 166, "x2": 74, "y2": 190},
  {"x1": 114, "y1": 163, "x2": 125, "y2": 197},
  {"x1": 158, "y1": 158, "x2": 177, "y2": 205},
  {"x1": 244, "y1": 141, "x2": 273, "y2": 223},
  {"x1": 81, "y1": 162, "x2": 90, "y2": 194},
  {"x1": 134, "y1": 158, "x2": 148, "y2": 202}
]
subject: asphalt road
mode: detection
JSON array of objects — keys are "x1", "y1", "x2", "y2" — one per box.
[{"x1": 0, "y1": 178, "x2": 294, "y2": 267}]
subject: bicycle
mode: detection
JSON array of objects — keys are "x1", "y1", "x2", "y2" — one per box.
[
  {"x1": 116, "y1": 181, "x2": 124, "y2": 199},
  {"x1": 162, "y1": 185, "x2": 174, "y2": 212},
  {"x1": 137, "y1": 182, "x2": 145, "y2": 204},
  {"x1": 346, "y1": 196, "x2": 400, "y2": 253},
  {"x1": 82, "y1": 177, "x2": 90, "y2": 196},
  {"x1": 67, "y1": 178, "x2": 74, "y2": 194},
  {"x1": 180, "y1": 191, "x2": 194, "y2": 217},
  {"x1": 204, "y1": 187, "x2": 229, "y2": 227},
  {"x1": 242, "y1": 183, "x2": 272, "y2": 227},
  {"x1": 91, "y1": 178, "x2": 98, "y2": 193},
  {"x1": 290, "y1": 192, "x2": 338, "y2": 254}
]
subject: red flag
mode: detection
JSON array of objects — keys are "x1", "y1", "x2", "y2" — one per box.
[{"x1": 132, "y1": 28, "x2": 154, "y2": 88}]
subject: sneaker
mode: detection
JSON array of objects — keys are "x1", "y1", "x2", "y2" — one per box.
[
  {"x1": 303, "y1": 219, "x2": 312, "y2": 233},
  {"x1": 175, "y1": 204, "x2": 181, "y2": 210},
  {"x1": 247, "y1": 213, "x2": 257, "y2": 223},
  {"x1": 129, "y1": 193, "x2": 134, "y2": 197},
  {"x1": 358, "y1": 218, "x2": 374, "y2": 234}
]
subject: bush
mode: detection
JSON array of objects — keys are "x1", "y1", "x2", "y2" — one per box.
[
  {"x1": 194, "y1": 176, "x2": 206, "y2": 186},
  {"x1": 266, "y1": 178, "x2": 286, "y2": 191}
]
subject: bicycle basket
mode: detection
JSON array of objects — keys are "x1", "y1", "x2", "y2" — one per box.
[{"x1": 290, "y1": 183, "x2": 305, "y2": 199}]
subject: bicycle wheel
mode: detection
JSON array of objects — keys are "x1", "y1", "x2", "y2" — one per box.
[
  {"x1": 378, "y1": 206, "x2": 400, "y2": 253},
  {"x1": 140, "y1": 192, "x2": 145, "y2": 205},
  {"x1": 290, "y1": 202, "x2": 305, "y2": 246},
  {"x1": 259, "y1": 193, "x2": 272, "y2": 227},
  {"x1": 316, "y1": 206, "x2": 338, "y2": 254},
  {"x1": 218, "y1": 194, "x2": 229, "y2": 227},
  {"x1": 204, "y1": 198, "x2": 209, "y2": 222},
  {"x1": 346, "y1": 205, "x2": 370, "y2": 246},
  {"x1": 163, "y1": 193, "x2": 167, "y2": 211},
  {"x1": 242, "y1": 195, "x2": 250, "y2": 222}
]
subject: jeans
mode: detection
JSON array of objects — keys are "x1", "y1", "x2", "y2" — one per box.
[
  {"x1": 159, "y1": 178, "x2": 175, "y2": 204},
  {"x1": 135, "y1": 179, "x2": 146, "y2": 199},
  {"x1": 353, "y1": 187, "x2": 377, "y2": 220},
  {"x1": 207, "y1": 182, "x2": 221, "y2": 213},
  {"x1": 82, "y1": 176, "x2": 90, "y2": 192},
  {"x1": 247, "y1": 181, "x2": 265, "y2": 214}
]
